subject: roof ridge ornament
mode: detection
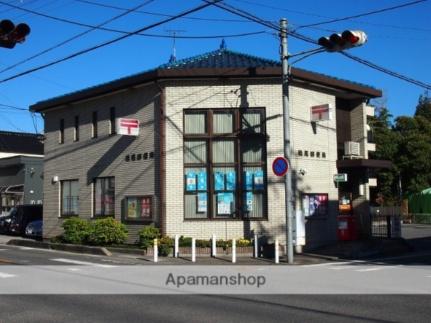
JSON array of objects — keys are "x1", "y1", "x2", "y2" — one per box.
[{"x1": 219, "y1": 38, "x2": 226, "y2": 51}]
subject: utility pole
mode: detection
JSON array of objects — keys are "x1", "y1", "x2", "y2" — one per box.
[{"x1": 280, "y1": 18, "x2": 294, "y2": 264}]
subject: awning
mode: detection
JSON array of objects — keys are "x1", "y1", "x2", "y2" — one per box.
[{"x1": 337, "y1": 159, "x2": 392, "y2": 169}]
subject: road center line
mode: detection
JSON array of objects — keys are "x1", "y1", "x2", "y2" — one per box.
[{"x1": 51, "y1": 258, "x2": 117, "y2": 268}]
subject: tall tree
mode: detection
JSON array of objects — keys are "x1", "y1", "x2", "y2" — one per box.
[{"x1": 414, "y1": 91, "x2": 431, "y2": 121}]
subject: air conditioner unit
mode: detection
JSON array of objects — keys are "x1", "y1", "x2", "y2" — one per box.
[{"x1": 344, "y1": 141, "x2": 360, "y2": 156}]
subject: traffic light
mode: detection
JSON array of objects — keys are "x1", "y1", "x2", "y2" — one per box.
[
  {"x1": 0, "y1": 19, "x2": 30, "y2": 49},
  {"x1": 318, "y1": 30, "x2": 367, "y2": 52}
]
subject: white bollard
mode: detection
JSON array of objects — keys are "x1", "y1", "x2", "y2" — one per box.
[
  {"x1": 153, "y1": 238, "x2": 158, "y2": 263},
  {"x1": 254, "y1": 234, "x2": 258, "y2": 258},
  {"x1": 232, "y1": 239, "x2": 236, "y2": 264},
  {"x1": 191, "y1": 238, "x2": 196, "y2": 263},
  {"x1": 174, "y1": 234, "x2": 179, "y2": 258},
  {"x1": 275, "y1": 239, "x2": 279, "y2": 264},
  {"x1": 212, "y1": 234, "x2": 216, "y2": 257}
]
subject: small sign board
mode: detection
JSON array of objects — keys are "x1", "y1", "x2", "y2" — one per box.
[
  {"x1": 117, "y1": 118, "x2": 139, "y2": 136},
  {"x1": 311, "y1": 104, "x2": 332, "y2": 122},
  {"x1": 272, "y1": 157, "x2": 289, "y2": 177},
  {"x1": 333, "y1": 173, "x2": 348, "y2": 182}
]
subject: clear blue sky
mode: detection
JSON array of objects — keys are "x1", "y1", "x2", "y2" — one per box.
[{"x1": 0, "y1": 0, "x2": 429, "y2": 134}]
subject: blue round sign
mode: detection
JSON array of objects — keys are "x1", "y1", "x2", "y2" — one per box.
[{"x1": 272, "y1": 157, "x2": 289, "y2": 176}]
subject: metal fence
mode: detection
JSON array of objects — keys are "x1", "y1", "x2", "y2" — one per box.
[
  {"x1": 405, "y1": 213, "x2": 431, "y2": 224},
  {"x1": 370, "y1": 207, "x2": 401, "y2": 238}
]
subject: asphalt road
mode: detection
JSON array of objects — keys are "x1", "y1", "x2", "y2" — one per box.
[
  {"x1": 0, "y1": 295, "x2": 430, "y2": 323},
  {"x1": 0, "y1": 237, "x2": 430, "y2": 322}
]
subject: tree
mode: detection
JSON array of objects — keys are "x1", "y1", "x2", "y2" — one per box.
[
  {"x1": 414, "y1": 91, "x2": 431, "y2": 121},
  {"x1": 369, "y1": 106, "x2": 400, "y2": 204}
]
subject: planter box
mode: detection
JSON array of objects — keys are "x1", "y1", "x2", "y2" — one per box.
[{"x1": 144, "y1": 246, "x2": 254, "y2": 257}]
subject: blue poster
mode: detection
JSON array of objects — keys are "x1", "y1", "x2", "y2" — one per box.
[
  {"x1": 244, "y1": 192, "x2": 253, "y2": 212},
  {"x1": 197, "y1": 193, "x2": 207, "y2": 213},
  {"x1": 214, "y1": 172, "x2": 225, "y2": 191},
  {"x1": 254, "y1": 170, "x2": 264, "y2": 190},
  {"x1": 197, "y1": 171, "x2": 207, "y2": 191},
  {"x1": 186, "y1": 171, "x2": 196, "y2": 191},
  {"x1": 244, "y1": 171, "x2": 253, "y2": 190},
  {"x1": 217, "y1": 192, "x2": 234, "y2": 214},
  {"x1": 226, "y1": 171, "x2": 236, "y2": 190}
]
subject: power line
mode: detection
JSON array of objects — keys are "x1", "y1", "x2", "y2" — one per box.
[
  {"x1": 0, "y1": 0, "x2": 221, "y2": 84},
  {"x1": 232, "y1": 0, "x2": 431, "y2": 32},
  {"x1": 209, "y1": 1, "x2": 431, "y2": 91},
  {"x1": 0, "y1": 0, "x2": 266, "y2": 76},
  {"x1": 340, "y1": 51, "x2": 431, "y2": 90},
  {"x1": 0, "y1": 103, "x2": 27, "y2": 111},
  {"x1": 73, "y1": 0, "x2": 249, "y2": 23},
  {"x1": 0, "y1": 0, "x2": 156, "y2": 75},
  {"x1": 0, "y1": 0, "x2": 263, "y2": 37},
  {"x1": 296, "y1": 0, "x2": 428, "y2": 30}
]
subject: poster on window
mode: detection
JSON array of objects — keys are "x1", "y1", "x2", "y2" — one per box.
[
  {"x1": 197, "y1": 193, "x2": 207, "y2": 213},
  {"x1": 127, "y1": 197, "x2": 138, "y2": 218},
  {"x1": 140, "y1": 197, "x2": 152, "y2": 218},
  {"x1": 214, "y1": 172, "x2": 225, "y2": 191},
  {"x1": 217, "y1": 192, "x2": 233, "y2": 215},
  {"x1": 226, "y1": 171, "x2": 236, "y2": 190},
  {"x1": 302, "y1": 193, "x2": 328, "y2": 217},
  {"x1": 244, "y1": 191, "x2": 253, "y2": 212},
  {"x1": 197, "y1": 171, "x2": 207, "y2": 191},
  {"x1": 186, "y1": 171, "x2": 196, "y2": 191},
  {"x1": 254, "y1": 170, "x2": 264, "y2": 190},
  {"x1": 243, "y1": 171, "x2": 253, "y2": 190}
]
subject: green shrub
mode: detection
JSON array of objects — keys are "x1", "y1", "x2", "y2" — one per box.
[
  {"x1": 158, "y1": 236, "x2": 173, "y2": 256},
  {"x1": 179, "y1": 236, "x2": 192, "y2": 247},
  {"x1": 62, "y1": 217, "x2": 91, "y2": 244},
  {"x1": 87, "y1": 217, "x2": 128, "y2": 246},
  {"x1": 138, "y1": 225, "x2": 160, "y2": 249}
]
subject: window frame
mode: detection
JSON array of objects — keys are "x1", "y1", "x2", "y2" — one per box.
[
  {"x1": 93, "y1": 176, "x2": 115, "y2": 218},
  {"x1": 60, "y1": 179, "x2": 79, "y2": 217},
  {"x1": 122, "y1": 195, "x2": 153, "y2": 223},
  {"x1": 183, "y1": 108, "x2": 267, "y2": 220},
  {"x1": 59, "y1": 118, "x2": 64, "y2": 144},
  {"x1": 74, "y1": 115, "x2": 79, "y2": 142},
  {"x1": 110, "y1": 107, "x2": 116, "y2": 135},
  {"x1": 92, "y1": 111, "x2": 98, "y2": 138}
]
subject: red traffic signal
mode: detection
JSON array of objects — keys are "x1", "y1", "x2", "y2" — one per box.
[
  {"x1": 0, "y1": 19, "x2": 30, "y2": 49},
  {"x1": 318, "y1": 30, "x2": 367, "y2": 52}
]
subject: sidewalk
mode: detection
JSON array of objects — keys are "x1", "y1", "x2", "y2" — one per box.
[
  {"x1": 303, "y1": 238, "x2": 412, "y2": 259},
  {"x1": 1, "y1": 234, "x2": 412, "y2": 264}
]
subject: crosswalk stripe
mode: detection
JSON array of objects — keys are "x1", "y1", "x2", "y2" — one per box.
[
  {"x1": 51, "y1": 258, "x2": 117, "y2": 268},
  {"x1": 0, "y1": 272, "x2": 16, "y2": 278}
]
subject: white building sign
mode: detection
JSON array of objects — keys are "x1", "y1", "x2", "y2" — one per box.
[
  {"x1": 117, "y1": 118, "x2": 139, "y2": 136},
  {"x1": 311, "y1": 104, "x2": 332, "y2": 122}
]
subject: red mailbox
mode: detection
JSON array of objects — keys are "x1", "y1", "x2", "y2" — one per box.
[{"x1": 337, "y1": 215, "x2": 358, "y2": 241}]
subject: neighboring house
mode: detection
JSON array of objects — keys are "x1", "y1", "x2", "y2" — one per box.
[
  {"x1": 30, "y1": 47, "x2": 387, "y2": 248},
  {"x1": 0, "y1": 131, "x2": 44, "y2": 214}
]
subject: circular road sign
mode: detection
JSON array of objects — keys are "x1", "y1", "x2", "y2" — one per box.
[{"x1": 272, "y1": 157, "x2": 289, "y2": 177}]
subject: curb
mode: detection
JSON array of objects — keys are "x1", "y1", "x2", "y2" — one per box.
[
  {"x1": 7, "y1": 239, "x2": 112, "y2": 256},
  {"x1": 298, "y1": 252, "x2": 339, "y2": 261}
]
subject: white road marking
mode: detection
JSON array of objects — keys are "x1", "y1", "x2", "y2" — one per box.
[
  {"x1": 329, "y1": 265, "x2": 358, "y2": 270},
  {"x1": 18, "y1": 247, "x2": 35, "y2": 250},
  {"x1": 67, "y1": 268, "x2": 82, "y2": 272},
  {"x1": 0, "y1": 272, "x2": 16, "y2": 278},
  {"x1": 51, "y1": 258, "x2": 117, "y2": 268},
  {"x1": 356, "y1": 267, "x2": 386, "y2": 272}
]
